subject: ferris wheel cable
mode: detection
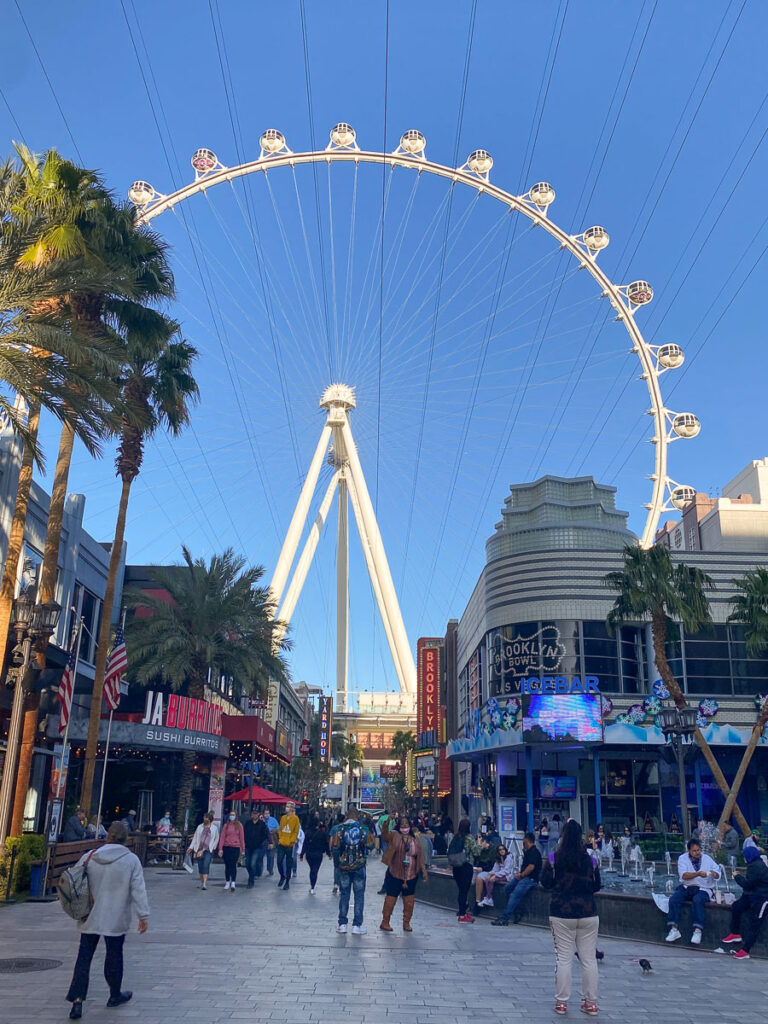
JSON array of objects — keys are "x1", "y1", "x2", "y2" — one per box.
[
  {"x1": 339, "y1": 162, "x2": 361, "y2": 368},
  {"x1": 0, "y1": 85, "x2": 26, "y2": 142},
  {"x1": 375, "y1": 0, "x2": 391, "y2": 517},
  {"x1": 148, "y1": 437, "x2": 224, "y2": 552},
  {"x1": 327, "y1": 164, "x2": 342, "y2": 381},
  {"x1": 350, "y1": 169, "x2": 398, "y2": 359}
]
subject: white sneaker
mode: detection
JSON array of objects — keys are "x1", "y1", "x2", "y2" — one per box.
[
  {"x1": 230, "y1": 883, "x2": 236, "y2": 891},
  {"x1": 337, "y1": 923, "x2": 347, "y2": 933},
  {"x1": 691, "y1": 928, "x2": 702, "y2": 945},
  {"x1": 224, "y1": 881, "x2": 231, "y2": 890},
  {"x1": 481, "y1": 898, "x2": 493, "y2": 907},
  {"x1": 666, "y1": 926, "x2": 682, "y2": 942},
  {"x1": 310, "y1": 888, "x2": 316, "y2": 895},
  {"x1": 351, "y1": 924, "x2": 367, "y2": 935}
]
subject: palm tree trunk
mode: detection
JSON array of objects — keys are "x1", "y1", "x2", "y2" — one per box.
[
  {"x1": 0, "y1": 402, "x2": 41, "y2": 672},
  {"x1": 80, "y1": 475, "x2": 133, "y2": 814},
  {"x1": 651, "y1": 612, "x2": 750, "y2": 836},
  {"x1": 716, "y1": 699, "x2": 768, "y2": 839},
  {"x1": 9, "y1": 421, "x2": 76, "y2": 835},
  {"x1": 175, "y1": 669, "x2": 205, "y2": 825}
]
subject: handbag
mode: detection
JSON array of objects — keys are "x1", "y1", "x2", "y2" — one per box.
[
  {"x1": 183, "y1": 852, "x2": 194, "y2": 874},
  {"x1": 447, "y1": 836, "x2": 467, "y2": 868}
]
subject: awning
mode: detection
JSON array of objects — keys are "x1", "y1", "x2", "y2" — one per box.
[{"x1": 224, "y1": 785, "x2": 293, "y2": 804}]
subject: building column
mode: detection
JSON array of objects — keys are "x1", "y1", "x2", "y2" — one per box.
[
  {"x1": 525, "y1": 746, "x2": 534, "y2": 834},
  {"x1": 593, "y1": 749, "x2": 602, "y2": 826},
  {"x1": 694, "y1": 755, "x2": 703, "y2": 819}
]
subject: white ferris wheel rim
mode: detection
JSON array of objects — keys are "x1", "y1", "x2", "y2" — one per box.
[{"x1": 130, "y1": 134, "x2": 699, "y2": 549}]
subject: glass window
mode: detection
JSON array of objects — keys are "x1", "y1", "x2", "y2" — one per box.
[
  {"x1": 604, "y1": 760, "x2": 632, "y2": 796},
  {"x1": 583, "y1": 621, "x2": 620, "y2": 691},
  {"x1": 77, "y1": 589, "x2": 101, "y2": 664}
]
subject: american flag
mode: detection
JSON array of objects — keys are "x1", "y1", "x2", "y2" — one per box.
[
  {"x1": 58, "y1": 643, "x2": 77, "y2": 734},
  {"x1": 104, "y1": 623, "x2": 127, "y2": 711}
]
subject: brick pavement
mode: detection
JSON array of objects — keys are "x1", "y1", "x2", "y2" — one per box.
[{"x1": 0, "y1": 854, "x2": 764, "y2": 1024}]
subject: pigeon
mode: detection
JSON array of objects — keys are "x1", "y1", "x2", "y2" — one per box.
[
  {"x1": 639, "y1": 958, "x2": 652, "y2": 973},
  {"x1": 596, "y1": 950, "x2": 605, "y2": 961}
]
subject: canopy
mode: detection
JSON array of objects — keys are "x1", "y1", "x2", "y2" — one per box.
[{"x1": 224, "y1": 785, "x2": 293, "y2": 804}]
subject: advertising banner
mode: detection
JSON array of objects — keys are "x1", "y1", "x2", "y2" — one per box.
[
  {"x1": 264, "y1": 677, "x2": 281, "y2": 730},
  {"x1": 209, "y1": 757, "x2": 226, "y2": 822},
  {"x1": 319, "y1": 695, "x2": 333, "y2": 762},
  {"x1": 417, "y1": 638, "x2": 442, "y2": 745}
]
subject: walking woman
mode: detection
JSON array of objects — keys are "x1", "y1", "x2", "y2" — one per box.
[
  {"x1": 447, "y1": 818, "x2": 480, "y2": 923},
  {"x1": 304, "y1": 818, "x2": 330, "y2": 894},
  {"x1": 379, "y1": 815, "x2": 429, "y2": 932},
  {"x1": 540, "y1": 819, "x2": 601, "y2": 1017},
  {"x1": 218, "y1": 811, "x2": 245, "y2": 891},
  {"x1": 187, "y1": 813, "x2": 219, "y2": 891}
]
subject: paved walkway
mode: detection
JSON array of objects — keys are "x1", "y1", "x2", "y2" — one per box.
[{"x1": 0, "y1": 855, "x2": 763, "y2": 1024}]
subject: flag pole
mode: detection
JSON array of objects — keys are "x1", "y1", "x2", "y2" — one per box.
[
  {"x1": 57, "y1": 617, "x2": 83, "y2": 801},
  {"x1": 96, "y1": 610, "x2": 126, "y2": 826}
]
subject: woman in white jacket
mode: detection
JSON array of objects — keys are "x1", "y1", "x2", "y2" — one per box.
[
  {"x1": 65, "y1": 821, "x2": 149, "y2": 1020},
  {"x1": 476, "y1": 844, "x2": 516, "y2": 907},
  {"x1": 187, "y1": 813, "x2": 219, "y2": 890}
]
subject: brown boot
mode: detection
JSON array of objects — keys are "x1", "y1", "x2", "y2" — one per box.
[
  {"x1": 380, "y1": 895, "x2": 397, "y2": 931},
  {"x1": 403, "y1": 895, "x2": 415, "y2": 932}
]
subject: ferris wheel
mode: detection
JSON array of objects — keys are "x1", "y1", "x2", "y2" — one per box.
[{"x1": 128, "y1": 123, "x2": 700, "y2": 705}]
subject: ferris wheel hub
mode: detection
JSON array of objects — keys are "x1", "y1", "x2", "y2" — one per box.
[{"x1": 320, "y1": 384, "x2": 356, "y2": 411}]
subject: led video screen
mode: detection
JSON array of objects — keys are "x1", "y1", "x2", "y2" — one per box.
[{"x1": 523, "y1": 693, "x2": 603, "y2": 744}]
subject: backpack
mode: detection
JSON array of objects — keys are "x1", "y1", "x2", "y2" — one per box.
[
  {"x1": 58, "y1": 850, "x2": 97, "y2": 921},
  {"x1": 337, "y1": 821, "x2": 367, "y2": 872},
  {"x1": 447, "y1": 834, "x2": 467, "y2": 868}
]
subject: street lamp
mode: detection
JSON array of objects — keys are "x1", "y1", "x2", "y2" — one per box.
[
  {"x1": 658, "y1": 702, "x2": 698, "y2": 842},
  {"x1": 0, "y1": 596, "x2": 61, "y2": 844}
]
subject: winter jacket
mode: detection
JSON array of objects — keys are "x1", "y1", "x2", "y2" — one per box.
[
  {"x1": 735, "y1": 847, "x2": 768, "y2": 900},
  {"x1": 76, "y1": 843, "x2": 149, "y2": 936},
  {"x1": 243, "y1": 819, "x2": 269, "y2": 849},
  {"x1": 541, "y1": 850, "x2": 601, "y2": 919},
  {"x1": 381, "y1": 826, "x2": 428, "y2": 882},
  {"x1": 278, "y1": 812, "x2": 300, "y2": 847},
  {"x1": 305, "y1": 826, "x2": 330, "y2": 857},
  {"x1": 63, "y1": 815, "x2": 86, "y2": 843},
  {"x1": 218, "y1": 821, "x2": 245, "y2": 855}
]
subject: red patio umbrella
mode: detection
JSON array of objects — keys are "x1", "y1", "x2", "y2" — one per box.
[{"x1": 224, "y1": 784, "x2": 293, "y2": 804}]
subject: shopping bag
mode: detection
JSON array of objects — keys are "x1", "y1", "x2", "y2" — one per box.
[{"x1": 183, "y1": 852, "x2": 194, "y2": 874}]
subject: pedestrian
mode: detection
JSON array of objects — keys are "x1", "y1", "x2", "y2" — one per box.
[
  {"x1": 264, "y1": 809, "x2": 278, "y2": 874},
  {"x1": 277, "y1": 800, "x2": 300, "y2": 890},
  {"x1": 540, "y1": 818, "x2": 601, "y2": 1017},
  {"x1": 63, "y1": 809, "x2": 88, "y2": 843},
  {"x1": 331, "y1": 809, "x2": 374, "y2": 934},
  {"x1": 492, "y1": 831, "x2": 542, "y2": 925},
  {"x1": 722, "y1": 844, "x2": 768, "y2": 960},
  {"x1": 330, "y1": 810, "x2": 345, "y2": 894},
  {"x1": 154, "y1": 809, "x2": 172, "y2": 863},
  {"x1": 379, "y1": 815, "x2": 429, "y2": 932},
  {"x1": 447, "y1": 817, "x2": 480, "y2": 923},
  {"x1": 304, "y1": 818, "x2": 330, "y2": 894},
  {"x1": 218, "y1": 810, "x2": 245, "y2": 891},
  {"x1": 293, "y1": 824, "x2": 305, "y2": 879},
  {"x1": 243, "y1": 808, "x2": 269, "y2": 888},
  {"x1": 121, "y1": 810, "x2": 137, "y2": 833},
  {"x1": 64, "y1": 821, "x2": 149, "y2": 1020},
  {"x1": 187, "y1": 813, "x2": 218, "y2": 890},
  {"x1": 665, "y1": 838, "x2": 721, "y2": 945},
  {"x1": 86, "y1": 815, "x2": 107, "y2": 841}
]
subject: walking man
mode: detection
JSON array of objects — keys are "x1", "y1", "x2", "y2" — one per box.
[
  {"x1": 331, "y1": 810, "x2": 373, "y2": 934},
  {"x1": 492, "y1": 832, "x2": 542, "y2": 926},
  {"x1": 277, "y1": 801, "x2": 299, "y2": 890},
  {"x1": 65, "y1": 821, "x2": 149, "y2": 1020},
  {"x1": 244, "y1": 808, "x2": 269, "y2": 887}
]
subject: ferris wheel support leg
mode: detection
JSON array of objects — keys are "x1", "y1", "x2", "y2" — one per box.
[
  {"x1": 275, "y1": 471, "x2": 340, "y2": 642},
  {"x1": 340, "y1": 417, "x2": 417, "y2": 695},
  {"x1": 269, "y1": 422, "x2": 332, "y2": 608},
  {"x1": 337, "y1": 474, "x2": 349, "y2": 714},
  {"x1": 346, "y1": 470, "x2": 406, "y2": 694}
]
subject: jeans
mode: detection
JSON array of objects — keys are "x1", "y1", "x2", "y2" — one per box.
[
  {"x1": 338, "y1": 865, "x2": 366, "y2": 926},
  {"x1": 266, "y1": 845, "x2": 275, "y2": 874},
  {"x1": 277, "y1": 844, "x2": 294, "y2": 882},
  {"x1": 333, "y1": 859, "x2": 341, "y2": 888},
  {"x1": 196, "y1": 850, "x2": 212, "y2": 877},
  {"x1": 221, "y1": 846, "x2": 240, "y2": 882},
  {"x1": 246, "y1": 846, "x2": 265, "y2": 883},
  {"x1": 292, "y1": 845, "x2": 299, "y2": 877},
  {"x1": 501, "y1": 876, "x2": 536, "y2": 920},
  {"x1": 452, "y1": 862, "x2": 473, "y2": 916},
  {"x1": 306, "y1": 853, "x2": 323, "y2": 889},
  {"x1": 66, "y1": 933, "x2": 125, "y2": 1003},
  {"x1": 668, "y1": 884, "x2": 709, "y2": 929},
  {"x1": 549, "y1": 916, "x2": 599, "y2": 1003}
]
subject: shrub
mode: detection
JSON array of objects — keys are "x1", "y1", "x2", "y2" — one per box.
[{"x1": 4, "y1": 833, "x2": 47, "y2": 893}]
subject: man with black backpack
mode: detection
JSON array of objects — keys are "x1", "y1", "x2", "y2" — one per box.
[
  {"x1": 63, "y1": 821, "x2": 149, "y2": 1020},
  {"x1": 330, "y1": 809, "x2": 374, "y2": 934}
]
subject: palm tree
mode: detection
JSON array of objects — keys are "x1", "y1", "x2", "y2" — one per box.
[
  {"x1": 715, "y1": 569, "x2": 768, "y2": 835},
  {"x1": 334, "y1": 736, "x2": 364, "y2": 805},
  {"x1": 78, "y1": 320, "x2": 199, "y2": 812},
  {"x1": 390, "y1": 729, "x2": 416, "y2": 789},
  {"x1": 604, "y1": 544, "x2": 750, "y2": 836},
  {"x1": 122, "y1": 547, "x2": 290, "y2": 822}
]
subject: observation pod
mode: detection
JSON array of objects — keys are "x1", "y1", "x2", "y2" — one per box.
[
  {"x1": 260, "y1": 129, "x2": 286, "y2": 155},
  {"x1": 399, "y1": 129, "x2": 426, "y2": 155},
  {"x1": 329, "y1": 123, "x2": 357, "y2": 148},
  {"x1": 466, "y1": 149, "x2": 493, "y2": 177},
  {"x1": 672, "y1": 413, "x2": 701, "y2": 439},
  {"x1": 627, "y1": 280, "x2": 654, "y2": 306},
  {"x1": 191, "y1": 148, "x2": 218, "y2": 174},
  {"x1": 529, "y1": 182, "x2": 556, "y2": 208},
  {"x1": 128, "y1": 181, "x2": 156, "y2": 207},
  {"x1": 670, "y1": 485, "x2": 696, "y2": 511},
  {"x1": 583, "y1": 225, "x2": 609, "y2": 252},
  {"x1": 657, "y1": 344, "x2": 684, "y2": 369}
]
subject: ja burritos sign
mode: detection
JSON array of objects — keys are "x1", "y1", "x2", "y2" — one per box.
[{"x1": 489, "y1": 625, "x2": 566, "y2": 695}]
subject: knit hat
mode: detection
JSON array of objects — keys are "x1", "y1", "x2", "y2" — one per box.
[{"x1": 743, "y1": 845, "x2": 761, "y2": 864}]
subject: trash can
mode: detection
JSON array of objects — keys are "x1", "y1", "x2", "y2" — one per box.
[{"x1": 29, "y1": 862, "x2": 45, "y2": 898}]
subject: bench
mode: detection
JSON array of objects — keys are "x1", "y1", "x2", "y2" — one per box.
[{"x1": 47, "y1": 833, "x2": 148, "y2": 891}]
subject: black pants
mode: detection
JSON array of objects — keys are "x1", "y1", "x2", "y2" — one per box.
[
  {"x1": 277, "y1": 844, "x2": 294, "y2": 881},
  {"x1": 306, "y1": 852, "x2": 323, "y2": 888},
  {"x1": 453, "y1": 862, "x2": 473, "y2": 916},
  {"x1": 66, "y1": 933, "x2": 125, "y2": 1003},
  {"x1": 383, "y1": 868, "x2": 418, "y2": 898},
  {"x1": 222, "y1": 845, "x2": 240, "y2": 882},
  {"x1": 731, "y1": 893, "x2": 768, "y2": 952}
]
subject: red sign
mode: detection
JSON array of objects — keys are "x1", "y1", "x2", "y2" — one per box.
[
  {"x1": 380, "y1": 763, "x2": 400, "y2": 779},
  {"x1": 417, "y1": 638, "x2": 442, "y2": 737},
  {"x1": 299, "y1": 739, "x2": 311, "y2": 756}
]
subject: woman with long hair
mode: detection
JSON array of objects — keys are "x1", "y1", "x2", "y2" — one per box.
[
  {"x1": 187, "y1": 813, "x2": 219, "y2": 890},
  {"x1": 379, "y1": 815, "x2": 429, "y2": 932},
  {"x1": 540, "y1": 819, "x2": 601, "y2": 1017},
  {"x1": 218, "y1": 811, "x2": 245, "y2": 891},
  {"x1": 475, "y1": 843, "x2": 515, "y2": 908},
  {"x1": 447, "y1": 817, "x2": 480, "y2": 923},
  {"x1": 304, "y1": 817, "x2": 329, "y2": 895}
]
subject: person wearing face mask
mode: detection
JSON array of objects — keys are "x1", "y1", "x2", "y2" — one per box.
[
  {"x1": 187, "y1": 813, "x2": 219, "y2": 890},
  {"x1": 379, "y1": 815, "x2": 429, "y2": 933},
  {"x1": 218, "y1": 811, "x2": 245, "y2": 891}
]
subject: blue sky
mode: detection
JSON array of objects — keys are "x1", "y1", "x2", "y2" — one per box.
[{"x1": 2, "y1": 1, "x2": 767, "y2": 700}]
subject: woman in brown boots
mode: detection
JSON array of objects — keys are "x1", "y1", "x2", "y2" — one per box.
[{"x1": 379, "y1": 815, "x2": 429, "y2": 932}]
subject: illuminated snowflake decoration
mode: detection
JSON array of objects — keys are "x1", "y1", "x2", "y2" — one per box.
[
  {"x1": 652, "y1": 679, "x2": 671, "y2": 699},
  {"x1": 698, "y1": 698, "x2": 719, "y2": 718},
  {"x1": 600, "y1": 695, "x2": 614, "y2": 717},
  {"x1": 696, "y1": 712, "x2": 709, "y2": 729},
  {"x1": 643, "y1": 695, "x2": 662, "y2": 716},
  {"x1": 615, "y1": 713, "x2": 632, "y2": 725},
  {"x1": 490, "y1": 708, "x2": 503, "y2": 729},
  {"x1": 505, "y1": 697, "x2": 521, "y2": 715},
  {"x1": 626, "y1": 703, "x2": 647, "y2": 724}
]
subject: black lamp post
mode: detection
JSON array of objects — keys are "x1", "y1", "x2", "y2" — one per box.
[{"x1": 658, "y1": 702, "x2": 698, "y2": 842}]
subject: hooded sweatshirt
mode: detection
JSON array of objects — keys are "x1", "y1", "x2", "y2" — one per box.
[
  {"x1": 77, "y1": 843, "x2": 150, "y2": 936},
  {"x1": 735, "y1": 846, "x2": 768, "y2": 900}
]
